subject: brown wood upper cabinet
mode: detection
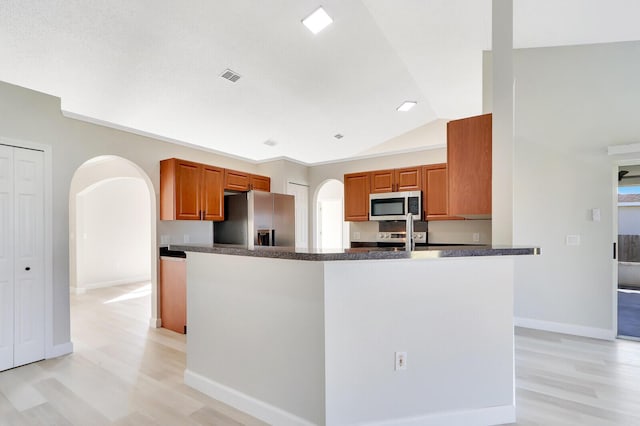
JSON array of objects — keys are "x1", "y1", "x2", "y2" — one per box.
[
  {"x1": 344, "y1": 172, "x2": 370, "y2": 222},
  {"x1": 224, "y1": 169, "x2": 271, "y2": 192},
  {"x1": 160, "y1": 158, "x2": 224, "y2": 221},
  {"x1": 447, "y1": 113, "x2": 492, "y2": 218},
  {"x1": 422, "y1": 163, "x2": 462, "y2": 221},
  {"x1": 422, "y1": 164, "x2": 448, "y2": 219},
  {"x1": 370, "y1": 166, "x2": 421, "y2": 193}
]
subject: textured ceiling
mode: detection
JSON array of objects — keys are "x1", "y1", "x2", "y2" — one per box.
[{"x1": 1, "y1": 0, "x2": 640, "y2": 164}]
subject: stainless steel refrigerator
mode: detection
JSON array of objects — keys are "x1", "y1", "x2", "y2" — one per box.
[{"x1": 214, "y1": 191, "x2": 295, "y2": 248}]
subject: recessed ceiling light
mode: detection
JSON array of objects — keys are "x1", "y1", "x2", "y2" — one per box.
[
  {"x1": 334, "y1": 134, "x2": 344, "y2": 140},
  {"x1": 263, "y1": 139, "x2": 277, "y2": 147},
  {"x1": 302, "y1": 7, "x2": 333, "y2": 34},
  {"x1": 397, "y1": 101, "x2": 417, "y2": 112}
]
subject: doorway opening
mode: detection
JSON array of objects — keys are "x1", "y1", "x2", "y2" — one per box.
[
  {"x1": 617, "y1": 164, "x2": 640, "y2": 340},
  {"x1": 316, "y1": 179, "x2": 347, "y2": 250},
  {"x1": 69, "y1": 156, "x2": 158, "y2": 326}
]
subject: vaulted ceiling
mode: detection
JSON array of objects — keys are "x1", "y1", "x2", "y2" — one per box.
[{"x1": 2, "y1": 0, "x2": 640, "y2": 164}]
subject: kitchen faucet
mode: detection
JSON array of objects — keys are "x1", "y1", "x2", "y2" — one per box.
[{"x1": 405, "y1": 212, "x2": 414, "y2": 251}]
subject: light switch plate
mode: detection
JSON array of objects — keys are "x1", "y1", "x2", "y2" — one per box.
[
  {"x1": 566, "y1": 235, "x2": 580, "y2": 246},
  {"x1": 591, "y1": 208, "x2": 601, "y2": 222},
  {"x1": 394, "y1": 351, "x2": 407, "y2": 371}
]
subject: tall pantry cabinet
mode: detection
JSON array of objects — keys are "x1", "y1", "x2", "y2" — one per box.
[
  {"x1": 0, "y1": 144, "x2": 45, "y2": 372},
  {"x1": 447, "y1": 113, "x2": 492, "y2": 217}
]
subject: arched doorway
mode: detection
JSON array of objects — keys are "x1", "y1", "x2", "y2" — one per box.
[
  {"x1": 69, "y1": 155, "x2": 158, "y2": 325},
  {"x1": 315, "y1": 179, "x2": 347, "y2": 250}
]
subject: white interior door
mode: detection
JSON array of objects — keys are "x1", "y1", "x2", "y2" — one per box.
[
  {"x1": 0, "y1": 145, "x2": 45, "y2": 371},
  {"x1": 0, "y1": 145, "x2": 15, "y2": 371},
  {"x1": 286, "y1": 182, "x2": 309, "y2": 250},
  {"x1": 13, "y1": 148, "x2": 45, "y2": 366}
]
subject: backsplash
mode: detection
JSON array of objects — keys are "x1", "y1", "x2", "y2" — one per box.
[
  {"x1": 349, "y1": 221, "x2": 379, "y2": 243},
  {"x1": 349, "y1": 220, "x2": 428, "y2": 243},
  {"x1": 427, "y1": 220, "x2": 492, "y2": 245},
  {"x1": 158, "y1": 220, "x2": 213, "y2": 247},
  {"x1": 350, "y1": 220, "x2": 491, "y2": 245}
]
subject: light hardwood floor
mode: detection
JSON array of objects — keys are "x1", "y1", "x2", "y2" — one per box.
[
  {"x1": 509, "y1": 327, "x2": 640, "y2": 425},
  {"x1": 0, "y1": 283, "x2": 266, "y2": 426},
  {"x1": 2, "y1": 282, "x2": 640, "y2": 425}
]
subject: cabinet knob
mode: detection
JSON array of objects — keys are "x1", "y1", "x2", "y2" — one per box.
[{"x1": 25, "y1": 267, "x2": 31, "y2": 271}]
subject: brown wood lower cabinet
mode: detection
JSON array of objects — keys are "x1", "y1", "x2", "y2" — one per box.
[{"x1": 160, "y1": 257, "x2": 186, "y2": 334}]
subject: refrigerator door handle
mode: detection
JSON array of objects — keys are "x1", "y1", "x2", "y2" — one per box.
[{"x1": 271, "y1": 229, "x2": 275, "y2": 246}]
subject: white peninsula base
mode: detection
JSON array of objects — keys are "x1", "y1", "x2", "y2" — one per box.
[{"x1": 183, "y1": 252, "x2": 516, "y2": 426}]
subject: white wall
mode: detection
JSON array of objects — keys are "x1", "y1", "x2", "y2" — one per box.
[
  {"x1": 487, "y1": 40, "x2": 640, "y2": 338},
  {"x1": 324, "y1": 257, "x2": 515, "y2": 425},
  {"x1": 76, "y1": 178, "x2": 150, "y2": 290},
  {"x1": 358, "y1": 119, "x2": 447, "y2": 155},
  {"x1": 256, "y1": 158, "x2": 309, "y2": 193},
  {"x1": 186, "y1": 252, "x2": 326, "y2": 425},
  {"x1": 0, "y1": 80, "x2": 268, "y2": 348}
]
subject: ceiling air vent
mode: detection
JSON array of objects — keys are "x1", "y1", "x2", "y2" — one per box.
[{"x1": 220, "y1": 69, "x2": 241, "y2": 83}]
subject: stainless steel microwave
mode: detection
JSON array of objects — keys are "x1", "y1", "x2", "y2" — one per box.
[{"x1": 369, "y1": 191, "x2": 422, "y2": 221}]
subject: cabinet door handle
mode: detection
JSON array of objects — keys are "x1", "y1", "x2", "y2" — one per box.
[{"x1": 25, "y1": 266, "x2": 31, "y2": 271}]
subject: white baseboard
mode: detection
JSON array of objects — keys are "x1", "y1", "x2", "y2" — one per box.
[
  {"x1": 150, "y1": 317, "x2": 162, "y2": 328},
  {"x1": 515, "y1": 317, "x2": 616, "y2": 341},
  {"x1": 362, "y1": 405, "x2": 515, "y2": 426},
  {"x1": 184, "y1": 369, "x2": 315, "y2": 426},
  {"x1": 184, "y1": 369, "x2": 514, "y2": 426},
  {"x1": 46, "y1": 341, "x2": 74, "y2": 359},
  {"x1": 80, "y1": 276, "x2": 151, "y2": 291}
]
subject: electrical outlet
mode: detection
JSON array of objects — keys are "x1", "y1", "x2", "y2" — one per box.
[
  {"x1": 394, "y1": 351, "x2": 407, "y2": 371},
  {"x1": 353, "y1": 232, "x2": 361, "y2": 240},
  {"x1": 473, "y1": 232, "x2": 480, "y2": 242},
  {"x1": 183, "y1": 234, "x2": 190, "y2": 243},
  {"x1": 160, "y1": 234, "x2": 170, "y2": 245}
]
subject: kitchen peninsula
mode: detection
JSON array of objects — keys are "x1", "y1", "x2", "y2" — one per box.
[{"x1": 170, "y1": 243, "x2": 538, "y2": 426}]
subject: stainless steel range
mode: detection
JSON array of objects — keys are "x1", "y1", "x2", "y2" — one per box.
[{"x1": 376, "y1": 231, "x2": 426, "y2": 246}]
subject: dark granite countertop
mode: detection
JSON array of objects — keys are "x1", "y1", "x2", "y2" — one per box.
[
  {"x1": 159, "y1": 246, "x2": 186, "y2": 258},
  {"x1": 168, "y1": 243, "x2": 540, "y2": 261}
]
